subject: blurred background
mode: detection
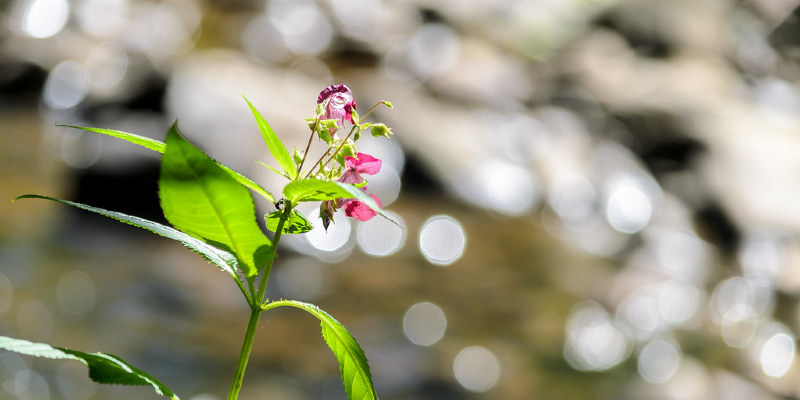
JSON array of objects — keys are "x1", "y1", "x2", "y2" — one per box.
[{"x1": 2, "y1": 0, "x2": 800, "y2": 399}]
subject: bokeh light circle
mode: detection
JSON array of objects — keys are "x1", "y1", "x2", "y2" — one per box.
[
  {"x1": 356, "y1": 211, "x2": 406, "y2": 257},
  {"x1": 419, "y1": 215, "x2": 466, "y2": 266},
  {"x1": 403, "y1": 302, "x2": 447, "y2": 346},
  {"x1": 453, "y1": 346, "x2": 500, "y2": 392}
]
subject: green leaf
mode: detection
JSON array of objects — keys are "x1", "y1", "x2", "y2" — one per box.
[
  {"x1": 60, "y1": 125, "x2": 167, "y2": 152},
  {"x1": 256, "y1": 161, "x2": 291, "y2": 180},
  {"x1": 283, "y1": 178, "x2": 352, "y2": 203},
  {"x1": 0, "y1": 335, "x2": 179, "y2": 399},
  {"x1": 332, "y1": 181, "x2": 386, "y2": 220},
  {"x1": 266, "y1": 209, "x2": 313, "y2": 234},
  {"x1": 159, "y1": 123, "x2": 271, "y2": 278},
  {"x1": 282, "y1": 179, "x2": 392, "y2": 224},
  {"x1": 13, "y1": 195, "x2": 238, "y2": 276},
  {"x1": 262, "y1": 300, "x2": 378, "y2": 400},
  {"x1": 62, "y1": 125, "x2": 275, "y2": 204},
  {"x1": 243, "y1": 96, "x2": 297, "y2": 180}
]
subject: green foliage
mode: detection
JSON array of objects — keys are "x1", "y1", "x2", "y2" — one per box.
[
  {"x1": 283, "y1": 179, "x2": 389, "y2": 222},
  {"x1": 30, "y1": 92, "x2": 393, "y2": 400},
  {"x1": 158, "y1": 123, "x2": 271, "y2": 278},
  {"x1": 62, "y1": 125, "x2": 276, "y2": 204},
  {"x1": 0, "y1": 336, "x2": 179, "y2": 399},
  {"x1": 243, "y1": 96, "x2": 297, "y2": 180},
  {"x1": 283, "y1": 178, "x2": 354, "y2": 203},
  {"x1": 263, "y1": 300, "x2": 378, "y2": 400},
  {"x1": 13, "y1": 195, "x2": 238, "y2": 276},
  {"x1": 61, "y1": 125, "x2": 167, "y2": 152},
  {"x1": 266, "y1": 209, "x2": 313, "y2": 234}
]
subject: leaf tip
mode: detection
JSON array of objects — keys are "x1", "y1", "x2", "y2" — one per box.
[{"x1": 11, "y1": 194, "x2": 35, "y2": 204}]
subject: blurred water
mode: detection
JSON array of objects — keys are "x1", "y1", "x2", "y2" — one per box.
[{"x1": 3, "y1": 0, "x2": 800, "y2": 399}]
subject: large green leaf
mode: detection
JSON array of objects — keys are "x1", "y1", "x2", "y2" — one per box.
[
  {"x1": 0, "y1": 336, "x2": 178, "y2": 399},
  {"x1": 262, "y1": 300, "x2": 378, "y2": 400},
  {"x1": 243, "y1": 96, "x2": 297, "y2": 180},
  {"x1": 159, "y1": 123, "x2": 271, "y2": 277},
  {"x1": 266, "y1": 209, "x2": 313, "y2": 234},
  {"x1": 62, "y1": 125, "x2": 276, "y2": 204},
  {"x1": 13, "y1": 195, "x2": 237, "y2": 276}
]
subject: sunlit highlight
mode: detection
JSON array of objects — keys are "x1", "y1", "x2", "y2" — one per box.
[
  {"x1": 356, "y1": 211, "x2": 406, "y2": 257},
  {"x1": 19, "y1": 0, "x2": 69, "y2": 38},
  {"x1": 306, "y1": 210, "x2": 352, "y2": 252},
  {"x1": 419, "y1": 215, "x2": 466, "y2": 266},
  {"x1": 43, "y1": 61, "x2": 89, "y2": 110},
  {"x1": 760, "y1": 332, "x2": 794, "y2": 377},
  {"x1": 606, "y1": 183, "x2": 653, "y2": 234},
  {"x1": 403, "y1": 302, "x2": 447, "y2": 346},
  {"x1": 566, "y1": 302, "x2": 629, "y2": 371},
  {"x1": 453, "y1": 346, "x2": 500, "y2": 392},
  {"x1": 638, "y1": 339, "x2": 681, "y2": 384}
]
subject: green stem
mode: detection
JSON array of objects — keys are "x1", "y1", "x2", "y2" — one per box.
[
  {"x1": 296, "y1": 117, "x2": 320, "y2": 177},
  {"x1": 226, "y1": 202, "x2": 293, "y2": 400},
  {"x1": 227, "y1": 306, "x2": 260, "y2": 400},
  {"x1": 257, "y1": 201, "x2": 292, "y2": 304},
  {"x1": 305, "y1": 126, "x2": 358, "y2": 179}
]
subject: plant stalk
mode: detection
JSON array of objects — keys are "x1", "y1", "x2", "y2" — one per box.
[
  {"x1": 227, "y1": 306, "x2": 261, "y2": 400},
  {"x1": 227, "y1": 203, "x2": 293, "y2": 399}
]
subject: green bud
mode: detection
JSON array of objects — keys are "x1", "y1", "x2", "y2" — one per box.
[
  {"x1": 306, "y1": 117, "x2": 317, "y2": 131},
  {"x1": 370, "y1": 123, "x2": 393, "y2": 138},
  {"x1": 293, "y1": 147, "x2": 304, "y2": 166},
  {"x1": 334, "y1": 151, "x2": 345, "y2": 166},
  {"x1": 382, "y1": 100, "x2": 393, "y2": 109},
  {"x1": 317, "y1": 119, "x2": 339, "y2": 144}
]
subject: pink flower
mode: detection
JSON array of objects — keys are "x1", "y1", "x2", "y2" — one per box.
[
  {"x1": 317, "y1": 84, "x2": 357, "y2": 126},
  {"x1": 339, "y1": 152, "x2": 382, "y2": 184},
  {"x1": 341, "y1": 194, "x2": 381, "y2": 221},
  {"x1": 320, "y1": 152, "x2": 383, "y2": 228}
]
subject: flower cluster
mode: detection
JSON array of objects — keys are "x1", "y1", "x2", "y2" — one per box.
[{"x1": 302, "y1": 84, "x2": 393, "y2": 229}]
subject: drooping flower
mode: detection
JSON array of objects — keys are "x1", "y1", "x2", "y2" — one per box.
[
  {"x1": 341, "y1": 194, "x2": 381, "y2": 221},
  {"x1": 317, "y1": 84, "x2": 357, "y2": 126},
  {"x1": 320, "y1": 152, "x2": 383, "y2": 228}
]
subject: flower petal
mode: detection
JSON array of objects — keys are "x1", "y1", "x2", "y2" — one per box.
[
  {"x1": 317, "y1": 84, "x2": 352, "y2": 104},
  {"x1": 344, "y1": 153, "x2": 382, "y2": 175},
  {"x1": 342, "y1": 194, "x2": 381, "y2": 221},
  {"x1": 338, "y1": 169, "x2": 363, "y2": 184},
  {"x1": 317, "y1": 84, "x2": 357, "y2": 126}
]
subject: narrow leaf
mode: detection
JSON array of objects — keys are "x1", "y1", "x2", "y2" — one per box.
[
  {"x1": 159, "y1": 123, "x2": 271, "y2": 277},
  {"x1": 243, "y1": 96, "x2": 297, "y2": 180},
  {"x1": 62, "y1": 125, "x2": 275, "y2": 204},
  {"x1": 13, "y1": 195, "x2": 238, "y2": 276},
  {"x1": 0, "y1": 336, "x2": 179, "y2": 400},
  {"x1": 266, "y1": 209, "x2": 313, "y2": 234},
  {"x1": 60, "y1": 125, "x2": 166, "y2": 152},
  {"x1": 263, "y1": 300, "x2": 378, "y2": 400}
]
